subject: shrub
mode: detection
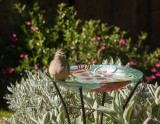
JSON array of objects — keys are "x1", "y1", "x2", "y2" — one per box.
[
  {"x1": 0, "y1": 1, "x2": 159, "y2": 83},
  {"x1": 4, "y1": 59, "x2": 160, "y2": 123},
  {"x1": 4, "y1": 70, "x2": 160, "y2": 124}
]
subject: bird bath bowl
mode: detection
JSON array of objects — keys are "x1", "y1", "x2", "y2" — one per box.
[
  {"x1": 53, "y1": 65, "x2": 143, "y2": 124},
  {"x1": 58, "y1": 64, "x2": 143, "y2": 92}
]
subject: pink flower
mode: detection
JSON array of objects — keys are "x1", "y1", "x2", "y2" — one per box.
[
  {"x1": 119, "y1": 39, "x2": 126, "y2": 45},
  {"x1": 92, "y1": 37, "x2": 96, "y2": 40},
  {"x1": 7, "y1": 68, "x2": 14, "y2": 74},
  {"x1": 151, "y1": 68, "x2": 156, "y2": 72},
  {"x1": 145, "y1": 76, "x2": 152, "y2": 83},
  {"x1": 129, "y1": 61, "x2": 136, "y2": 66},
  {"x1": 35, "y1": 66, "x2": 38, "y2": 70},
  {"x1": 102, "y1": 43, "x2": 106, "y2": 46},
  {"x1": 156, "y1": 72, "x2": 160, "y2": 77},
  {"x1": 97, "y1": 37, "x2": 101, "y2": 40},
  {"x1": 92, "y1": 60, "x2": 98, "y2": 64},
  {"x1": 20, "y1": 54, "x2": 28, "y2": 58},
  {"x1": 20, "y1": 54, "x2": 24, "y2": 58},
  {"x1": 45, "y1": 68, "x2": 48, "y2": 71},
  {"x1": 151, "y1": 75, "x2": 156, "y2": 79},
  {"x1": 34, "y1": 63, "x2": 40, "y2": 70},
  {"x1": 87, "y1": 53, "x2": 91, "y2": 56},
  {"x1": 31, "y1": 27, "x2": 38, "y2": 30},
  {"x1": 155, "y1": 63, "x2": 160, "y2": 67},
  {"x1": 101, "y1": 46, "x2": 105, "y2": 50},
  {"x1": 12, "y1": 34, "x2": 16, "y2": 37},
  {"x1": 25, "y1": 21, "x2": 31, "y2": 25},
  {"x1": 11, "y1": 44, "x2": 16, "y2": 48},
  {"x1": 36, "y1": 63, "x2": 40, "y2": 66},
  {"x1": 101, "y1": 42, "x2": 106, "y2": 49},
  {"x1": 92, "y1": 36, "x2": 101, "y2": 41},
  {"x1": 2, "y1": 69, "x2": 7, "y2": 75},
  {"x1": 12, "y1": 38, "x2": 18, "y2": 42},
  {"x1": 24, "y1": 54, "x2": 28, "y2": 57}
]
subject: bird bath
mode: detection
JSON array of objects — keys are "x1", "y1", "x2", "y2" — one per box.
[
  {"x1": 50, "y1": 65, "x2": 143, "y2": 124},
  {"x1": 58, "y1": 64, "x2": 143, "y2": 92}
]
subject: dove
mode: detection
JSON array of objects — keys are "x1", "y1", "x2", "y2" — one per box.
[{"x1": 49, "y1": 49, "x2": 70, "y2": 82}]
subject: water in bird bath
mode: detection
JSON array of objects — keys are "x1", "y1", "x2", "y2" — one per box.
[
  {"x1": 58, "y1": 65, "x2": 143, "y2": 92},
  {"x1": 68, "y1": 65, "x2": 139, "y2": 83}
]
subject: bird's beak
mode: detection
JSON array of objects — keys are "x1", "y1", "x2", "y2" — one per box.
[{"x1": 62, "y1": 53, "x2": 66, "y2": 58}]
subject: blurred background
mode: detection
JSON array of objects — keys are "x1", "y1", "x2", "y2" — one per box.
[
  {"x1": 0, "y1": 0, "x2": 160, "y2": 48},
  {"x1": 0, "y1": 1, "x2": 160, "y2": 122},
  {"x1": 0, "y1": 0, "x2": 160, "y2": 110}
]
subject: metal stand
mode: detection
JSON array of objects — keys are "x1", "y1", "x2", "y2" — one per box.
[
  {"x1": 51, "y1": 80, "x2": 71, "y2": 124},
  {"x1": 49, "y1": 73, "x2": 141, "y2": 124},
  {"x1": 100, "y1": 92, "x2": 106, "y2": 124},
  {"x1": 79, "y1": 86, "x2": 86, "y2": 124},
  {"x1": 123, "y1": 80, "x2": 141, "y2": 111}
]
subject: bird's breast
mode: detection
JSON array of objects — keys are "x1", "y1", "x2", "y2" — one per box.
[{"x1": 55, "y1": 61, "x2": 68, "y2": 72}]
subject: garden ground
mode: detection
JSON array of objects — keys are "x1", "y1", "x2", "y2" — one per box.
[
  {"x1": 0, "y1": 120, "x2": 4, "y2": 124},
  {"x1": 0, "y1": 110, "x2": 13, "y2": 124}
]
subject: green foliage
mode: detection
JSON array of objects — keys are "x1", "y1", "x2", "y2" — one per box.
[
  {"x1": 0, "y1": 1, "x2": 159, "y2": 83},
  {"x1": 1, "y1": 1, "x2": 160, "y2": 123},
  {"x1": 0, "y1": 110, "x2": 13, "y2": 120}
]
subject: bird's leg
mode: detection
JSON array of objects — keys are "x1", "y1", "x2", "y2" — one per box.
[
  {"x1": 54, "y1": 79, "x2": 57, "y2": 82},
  {"x1": 53, "y1": 76, "x2": 57, "y2": 82}
]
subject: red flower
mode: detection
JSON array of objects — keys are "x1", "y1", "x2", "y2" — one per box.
[
  {"x1": 12, "y1": 38, "x2": 18, "y2": 42},
  {"x1": 35, "y1": 66, "x2": 38, "y2": 70},
  {"x1": 156, "y1": 72, "x2": 160, "y2": 77},
  {"x1": 101, "y1": 46, "x2": 105, "y2": 50},
  {"x1": 12, "y1": 34, "x2": 16, "y2": 37},
  {"x1": 102, "y1": 43, "x2": 106, "y2": 46},
  {"x1": 7, "y1": 68, "x2": 14, "y2": 74},
  {"x1": 119, "y1": 39, "x2": 126, "y2": 45},
  {"x1": 155, "y1": 63, "x2": 160, "y2": 67},
  {"x1": 145, "y1": 76, "x2": 152, "y2": 83},
  {"x1": 151, "y1": 68, "x2": 156, "y2": 72},
  {"x1": 92, "y1": 60, "x2": 98, "y2": 64},
  {"x1": 87, "y1": 53, "x2": 91, "y2": 56},
  {"x1": 92, "y1": 36, "x2": 101, "y2": 41},
  {"x1": 129, "y1": 61, "x2": 136, "y2": 66},
  {"x1": 25, "y1": 21, "x2": 31, "y2": 25},
  {"x1": 151, "y1": 75, "x2": 156, "y2": 79},
  {"x1": 97, "y1": 37, "x2": 101, "y2": 40},
  {"x1": 20, "y1": 54, "x2": 28, "y2": 58},
  {"x1": 31, "y1": 27, "x2": 38, "y2": 30}
]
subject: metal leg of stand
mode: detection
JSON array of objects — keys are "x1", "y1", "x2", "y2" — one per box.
[
  {"x1": 79, "y1": 86, "x2": 86, "y2": 124},
  {"x1": 100, "y1": 92, "x2": 106, "y2": 124},
  {"x1": 123, "y1": 80, "x2": 141, "y2": 111},
  {"x1": 52, "y1": 80, "x2": 71, "y2": 124}
]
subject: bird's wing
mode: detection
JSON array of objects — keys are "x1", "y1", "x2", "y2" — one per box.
[
  {"x1": 49, "y1": 60, "x2": 57, "y2": 76},
  {"x1": 63, "y1": 59, "x2": 70, "y2": 74}
]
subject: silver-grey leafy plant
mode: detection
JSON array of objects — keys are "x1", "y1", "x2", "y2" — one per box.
[{"x1": 4, "y1": 59, "x2": 160, "y2": 124}]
